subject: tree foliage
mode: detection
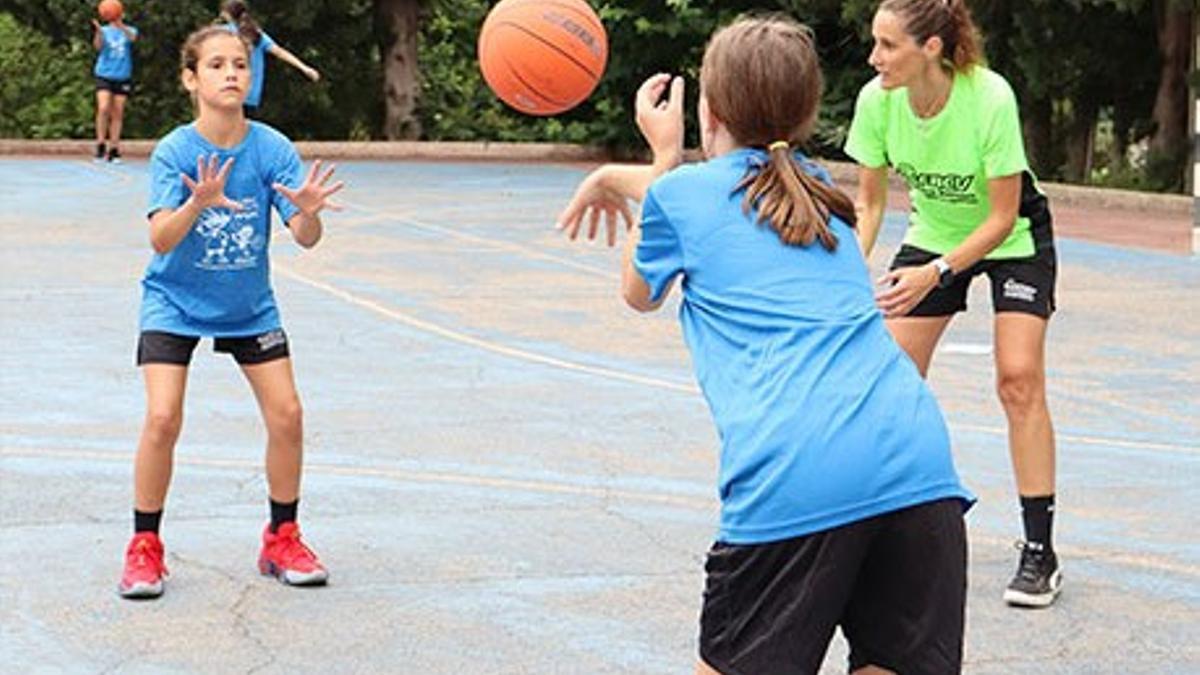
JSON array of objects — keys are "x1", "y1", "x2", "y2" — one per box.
[{"x1": 0, "y1": 0, "x2": 1187, "y2": 191}]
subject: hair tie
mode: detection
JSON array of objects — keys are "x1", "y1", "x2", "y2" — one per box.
[{"x1": 768, "y1": 140, "x2": 790, "y2": 152}]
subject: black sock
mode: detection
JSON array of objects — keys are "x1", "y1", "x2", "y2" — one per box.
[
  {"x1": 1020, "y1": 494, "x2": 1055, "y2": 552},
  {"x1": 134, "y1": 509, "x2": 162, "y2": 535},
  {"x1": 269, "y1": 498, "x2": 299, "y2": 533}
]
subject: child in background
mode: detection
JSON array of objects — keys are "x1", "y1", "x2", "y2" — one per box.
[
  {"x1": 219, "y1": 0, "x2": 320, "y2": 116},
  {"x1": 91, "y1": 13, "x2": 138, "y2": 163}
]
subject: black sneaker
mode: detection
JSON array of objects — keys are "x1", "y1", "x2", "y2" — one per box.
[
  {"x1": 107, "y1": 147, "x2": 122, "y2": 164},
  {"x1": 94, "y1": 142, "x2": 106, "y2": 162},
  {"x1": 1003, "y1": 540, "x2": 1062, "y2": 608}
]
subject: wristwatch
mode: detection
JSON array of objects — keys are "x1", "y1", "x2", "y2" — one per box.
[{"x1": 932, "y1": 257, "x2": 954, "y2": 289}]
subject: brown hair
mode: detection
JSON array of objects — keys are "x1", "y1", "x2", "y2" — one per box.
[
  {"x1": 180, "y1": 24, "x2": 250, "y2": 74},
  {"x1": 701, "y1": 15, "x2": 856, "y2": 251},
  {"x1": 220, "y1": 0, "x2": 262, "y2": 46},
  {"x1": 878, "y1": 0, "x2": 983, "y2": 71}
]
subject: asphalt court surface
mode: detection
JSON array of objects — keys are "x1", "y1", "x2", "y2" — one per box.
[{"x1": 1, "y1": 157, "x2": 1197, "y2": 673}]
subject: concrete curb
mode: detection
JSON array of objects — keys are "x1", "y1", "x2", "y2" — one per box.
[{"x1": 1, "y1": 138, "x2": 1191, "y2": 216}]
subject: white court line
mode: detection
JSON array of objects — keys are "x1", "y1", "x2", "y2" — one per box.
[
  {"x1": 2, "y1": 444, "x2": 1195, "y2": 579},
  {"x1": 939, "y1": 342, "x2": 993, "y2": 356},
  {"x1": 276, "y1": 263, "x2": 1200, "y2": 458}
]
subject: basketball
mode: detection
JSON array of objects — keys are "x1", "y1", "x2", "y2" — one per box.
[
  {"x1": 98, "y1": 0, "x2": 123, "y2": 22},
  {"x1": 477, "y1": 0, "x2": 608, "y2": 116}
]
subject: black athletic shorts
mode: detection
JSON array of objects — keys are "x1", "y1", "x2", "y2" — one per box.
[
  {"x1": 698, "y1": 499, "x2": 967, "y2": 675},
  {"x1": 95, "y1": 77, "x2": 133, "y2": 96},
  {"x1": 891, "y1": 172, "x2": 1057, "y2": 318},
  {"x1": 136, "y1": 329, "x2": 289, "y2": 366}
]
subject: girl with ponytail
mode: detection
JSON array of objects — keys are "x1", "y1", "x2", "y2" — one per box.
[{"x1": 558, "y1": 14, "x2": 973, "y2": 674}]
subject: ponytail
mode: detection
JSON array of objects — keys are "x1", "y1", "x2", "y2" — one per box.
[
  {"x1": 734, "y1": 146, "x2": 857, "y2": 251},
  {"x1": 879, "y1": 0, "x2": 983, "y2": 72}
]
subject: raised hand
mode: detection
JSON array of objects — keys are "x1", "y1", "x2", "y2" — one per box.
[
  {"x1": 181, "y1": 154, "x2": 241, "y2": 211},
  {"x1": 635, "y1": 73, "x2": 685, "y2": 166},
  {"x1": 273, "y1": 159, "x2": 344, "y2": 217},
  {"x1": 556, "y1": 165, "x2": 635, "y2": 247}
]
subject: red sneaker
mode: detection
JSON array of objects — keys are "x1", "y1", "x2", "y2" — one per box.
[
  {"x1": 258, "y1": 522, "x2": 328, "y2": 586},
  {"x1": 118, "y1": 532, "x2": 167, "y2": 599}
]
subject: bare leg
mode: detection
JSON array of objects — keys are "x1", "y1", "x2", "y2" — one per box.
[
  {"x1": 994, "y1": 313, "x2": 1055, "y2": 496},
  {"x1": 108, "y1": 94, "x2": 127, "y2": 153},
  {"x1": 240, "y1": 358, "x2": 304, "y2": 504},
  {"x1": 95, "y1": 89, "x2": 112, "y2": 146},
  {"x1": 134, "y1": 364, "x2": 188, "y2": 511},
  {"x1": 883, "y1": 315, "x2": 954, "y2": 376}
]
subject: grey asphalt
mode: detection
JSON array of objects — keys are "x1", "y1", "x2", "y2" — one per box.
[{"x1": 1, "y1": 158, "x2": 1197, "y2": 673}]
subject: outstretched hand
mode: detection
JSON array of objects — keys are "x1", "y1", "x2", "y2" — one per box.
[
  {"x1": 635, "y1": 73, "x2": 685, "y2": 165},
  {"x1": 181, "y1": 154, "x2": 241, "y2": 211},
  {"x1": 556, "y1": 166, "x2": 634, "y2": 247},
  {"x1": 273, "y1": 159, "x2": 344, "y2": 217}
]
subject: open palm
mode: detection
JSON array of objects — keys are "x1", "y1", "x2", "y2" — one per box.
[
  {"x1": 182, "y1": 154, "x2": 240, "y2": 211},
  {"x1": 273, "y1": 159, "x2": 344, "y2": 217}
]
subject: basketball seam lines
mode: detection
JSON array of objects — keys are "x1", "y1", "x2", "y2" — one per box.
[
  {"x1": 500, "y1": 53, "x2": 573, "y2": 107},
  {"x1": 494, "y1": 20, "x2": 600, "y2": 81}
]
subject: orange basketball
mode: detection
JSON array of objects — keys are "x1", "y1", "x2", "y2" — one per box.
[
  {"x1": 477, "y1": 0, "x2": 608, "y2": 116},
  {"x1": 98, "y1": 0, "x2": 123, "y2": 22}
]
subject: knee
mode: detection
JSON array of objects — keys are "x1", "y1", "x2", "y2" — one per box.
[
  {"x1": 267, "y1": 397, "x2": 304, "y2": 441},
  {"x1": 996, "y1": 369, "x2": 1045, "y2": 416},
  {"x1": 143, "y1": 407, "x2": 182, "y2": 442}
]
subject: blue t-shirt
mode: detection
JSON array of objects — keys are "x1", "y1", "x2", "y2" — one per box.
[
  {"x1": 93, "y1": 24, "x2": 138, "y2": 81},
  {"x1": 224, "y1": 23, "x2": 276, "y2": 107},
  {"x1": 141, "y1": 121, "x2": 302, "y2": 337},
  {"x1": 635, "y1": 148, "x2": 975, "y2": 545}
]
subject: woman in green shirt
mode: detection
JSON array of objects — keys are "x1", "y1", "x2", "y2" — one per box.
[{"x1": 845, "y1": 0, "x2": 1062, "y2": 609}]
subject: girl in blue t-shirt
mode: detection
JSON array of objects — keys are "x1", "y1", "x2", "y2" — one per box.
[
  {"x1": 118, "y1": 25, "x2": 344, "y2": 600},
  {"x1": 559, "y1": 16, "x2": 973, "y2": 675},
  {"x1": 218, "y1": 0, "x2": 321, "y2": 115},
  {"x1": 90, "y1": 14, "x2": 138, "y2": 162}
]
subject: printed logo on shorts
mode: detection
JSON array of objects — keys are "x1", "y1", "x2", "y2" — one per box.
[
  {"x1": 257, "y1": 330, "x2": 286, "y2": 352},
  {"x1": 1003, "y1": 278, "x2": 1037, "y2": 303}
]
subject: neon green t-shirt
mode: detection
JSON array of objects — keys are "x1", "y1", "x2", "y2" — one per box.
[{"x1": 845, "y1": 66, "x2": 1037, "y2": 259}]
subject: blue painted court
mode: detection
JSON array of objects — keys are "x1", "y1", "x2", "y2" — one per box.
[{"x1": 1, "y1": 157, "x2": 1197, "y2": 672}]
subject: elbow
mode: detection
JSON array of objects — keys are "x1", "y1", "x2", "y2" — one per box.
[
  {"x1": 622, "y1": 287, "x2": 660, "y2": 313},
  {"x1": 149, "y1": 235, "x2": 173, "y2": 255}
]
